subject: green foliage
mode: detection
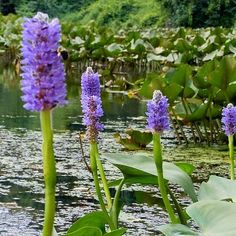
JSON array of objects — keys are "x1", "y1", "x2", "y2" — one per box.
[
  {"x1": 159, "y1": 0, "x2": 236, "y2": 27},
  {"x1": 114, "y1": 129, "x2": 152, "y2": 150},
  {"x1": 65, "y1": 0, "x2": 164, "y2": 29},
  {"x1": 102, "y1": 152, "x2": 197, "y2": 202}
]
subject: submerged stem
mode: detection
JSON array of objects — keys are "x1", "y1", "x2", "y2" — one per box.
[{"x1": 40, "y1": 110, "x2": 56, "y2": 236}]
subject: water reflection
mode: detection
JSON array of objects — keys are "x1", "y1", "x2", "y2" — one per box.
[{"x1": 0, "y1": 66, "x2": 146, "y2": 130}]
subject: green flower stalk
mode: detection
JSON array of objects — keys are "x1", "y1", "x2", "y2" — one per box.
[
  {"x1": 21, "y1": 13, "x2": 67, "y2": 235},
  {"x1": 222, "y1": 104, "x2": 236, "y2": 180},
  {"x1": 40, "y1": 110, "x2": 56, "y2": 235},
  {"x1": 147, "y1": 91, "x2": 178, "y2": 223},
  {"x1": 81, "y1": 67, "x2": 115, "y2": 229}
]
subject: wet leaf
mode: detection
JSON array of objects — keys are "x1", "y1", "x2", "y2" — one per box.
[
  {"x1": 158, "y1": 224, "x2": 197, "y2": 236},
  {"x1": 187, "y1": 200, "x2": 236, "y2": 236},
  {"x1": 67, "y1": 226, "x2": 103, "y2": 236},
  {"x1": 198, "y1": 175, "x2": 236, "y2": 202},
  {"x1": 67, "y1": 211, "x2": 107, "y2": 234},
  {"x1": 103, "y1": 153, "x2": 197, "y2": 202},
  {"x1": 104, "y1": 228, "x2": 126, "y2": 236}
]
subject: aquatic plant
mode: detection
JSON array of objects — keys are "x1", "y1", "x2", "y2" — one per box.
[
  {"x1": 20, "y1": 12, "x2": 66, "y2": 236},
  {"x1": 222, "y1": 103, "x2": 236, "y2": 180},
  {"x1": 146, "y1": 90, "x2": 178, "y2": 223}
]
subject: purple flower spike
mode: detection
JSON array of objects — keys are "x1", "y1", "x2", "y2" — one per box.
[
  {"x1": 20, "y1": 12, "x2": 67, "y2": 112},
  {"x1": 81, "y1": 67, "x2": 104, "y2": 141},
  {"x1": 146, "y1": 90, "x2": 170, "y2": 133},
  {"x1": 222, "y1": 103, "x2": 236, "y2": 136},
  {"x1": 81, "y1": 67, "x2": 101, "y2": 97}
]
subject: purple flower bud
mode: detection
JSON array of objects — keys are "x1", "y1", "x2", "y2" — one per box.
[
  {"x1": 20, "y1": 12, "x2": 67, "y2": 112},
  {"x1": 81, "y1": 67, "x2": 104, "y2": 141},
  {"x1": 146, "y1": 90, "x2": 170, "y2": 133},
  {"x1": 222, "y1": 103, "x2": 236, "y2": 136}
]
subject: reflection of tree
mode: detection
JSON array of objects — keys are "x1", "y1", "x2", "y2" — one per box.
[{"x1": 0, "y1": 68, "x2": 144, "y2": 130}]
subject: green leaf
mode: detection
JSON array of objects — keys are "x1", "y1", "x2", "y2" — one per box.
[
  {"x1": 104, "y1": 228, "x2": 126, "y2": 236},
  {"x1": 67, "y1": 226, "x2": 103, "y2": 236},
  {"x1": 158, "y1": 224, "x2": 198, "y2": 236},
  {"x1": 208, "y1": 56, "x2": 236, "y2": 91},
  {"x1": 187, "y1": 200, "x2": 236, "y2": 236},
  {"x1": 67, "y1": 211, "x2": 107, "y2": 234},
  {"x1": 102, "y1": 153, "x2": 197, "y2": 202},
  {"x1": 198, "y1": 175, "x2": 236, "y2": 202},
  {"x1": 175, "y1": 163, "x2": 195, "y2": 176},
  {"x1": 126, "y1": 129, "x2": 152, "y2": 147},
  {"x1": 163, "y1": 83, "x2": 183, "y2": 104},
  {"x1": 186, "y1": 103, "x2": 208, "y2": 122},
  {"x1": 139, "y1": 73, "x2": 165, "y2": 99}
]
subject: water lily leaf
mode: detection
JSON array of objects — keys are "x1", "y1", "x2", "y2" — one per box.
[
  {"x1": 67, "y1": 226, "x2": 103, "y2": 236},
  {"x1": 102, "y1": 153, "x2": 197, "y2": 202},
  {"x1": 147, "y1": 53, "x2": 166, "y2": 62},
  {"x1": 203, "y1": 49, "x2": 224, "y2": 61},
  {"x1": 158, "y1": 224, "x2": 198, "y2": 236},
  {"x1": 198, "y1": 175, "x2": 236, "y2": 202},
  {"x1": 67, "y1": 211, "x2": 107, "y2": 234},
  {"x1": 208, "y1": 56, "x2": 236, "y2": 91},
  {"x1": 139, "y1": 73, "x2": 165, "y2": 99},
  {"x1": 186, "y1": 103, "x2": 208, "y2": 122},
  {"x1": 125, "y1": 129, "x2": 152, "y2": 147},
  {"x1": 113, "y1": 133, "x2": 141, "y2": 151},
  {"x1": 194, "y1": 60, "x2": 218, "y2": 89},
  {"x1": 187, "y1": 200, "x2": 236, "y2": 236},
  {"x1": 104, "y1": 228, "x2": 126, "y2": 236},
  {"x1": 163, "y1": 83, "x2": 183, "y2": 104}
]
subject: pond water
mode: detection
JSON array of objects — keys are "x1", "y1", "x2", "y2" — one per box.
[{"x1": 0, "y1": 66, "x2": 230, "y2": 235}]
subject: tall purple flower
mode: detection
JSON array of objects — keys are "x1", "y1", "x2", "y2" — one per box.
[
  {"x1": 222, "y1": 103, "x2": 236, "y2": 136},
  {"x1": 81, "y1": 67, "x2": 104, "y2": 141},
  {"x1": 146, "y1": 90, "x2": 170, "y2": 133},
  {"x1": 21, "y1": 12, "x2": 67, "y2": 111}
]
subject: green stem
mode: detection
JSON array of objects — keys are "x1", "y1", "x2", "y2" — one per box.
[
  {"x1": 167, "y1": 186, "x2": 187, "y2": 225},
  {"x1": 153, "y1": 132, "x2": 178, "y2": 224},
  {"x1": 90, "y1": 143, "x2": 116, "y2": 230},
  {"x1": 94, "y1": 144, "x2": 112, "y2": 209},
  {"x1": 228, "y1": 135, "x2": 235, "y2": 180},
  {"x1": 111, "y1": 178, "x2": 126, "y2": 229},
  {"x1": 40, "y1": 110, "x2": 56, "y2": 236}
]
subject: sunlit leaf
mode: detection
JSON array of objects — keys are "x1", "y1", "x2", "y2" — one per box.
[{"x1": 103, "y1": 153, "x2": 197, "y2": 202}]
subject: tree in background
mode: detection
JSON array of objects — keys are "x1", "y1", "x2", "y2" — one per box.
[
  {"x1": 0, "y1": 0, "x2": 16, "y2": 15},
  {"x1": 160, "y1": 0, "x2": 236, "y2": 27}
]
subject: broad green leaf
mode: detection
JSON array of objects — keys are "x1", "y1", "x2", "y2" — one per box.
[
  {"x1": 158, "y1": 224, "x2": 198, "y2": 236},
  {"x1": 147, "y1": 53, "x2": 166, "y2": 62},
  {"x1": 203, "y1": 49, "x2": 224, "y2": 61},
  {"x1": 186, "y1": 103, "x2": 208, "y2": 122},
  {"x1": 67, "y1": 226, "x2": 103, "y2": 236},
  {"x1": 194, "y1": 60, "x2": 218, "y2": 89},
  {"x1": 126, "y1": 129, "x2": 152, "y2": 147},
  {"x1": 198, "y1": 175, "x2": 236, "y2": 202},
  {"x1": 102, "y1": 153, "x2": 197, "y2": 202},
  {"x1": 139, "y1": 73, "x2": 165, "y2": 99},
  {"x1": 208, "y1": 56, "x2": 236, "y2": 91},
  {"x1": 187, "y1": 200, "x2": 236, "y2": 236},
  {"x1": 175, "y1": 163, "x2": 195, "y2": 176},
  {"x1": 104, "y1": 228, "x2": 126, "y2": 236},
  {"x1": 67, "y1": 211, "x2": 107, "y2": 234},
  {"x1": 163, "y1": 83, "x2": 183, "y2": 104}
]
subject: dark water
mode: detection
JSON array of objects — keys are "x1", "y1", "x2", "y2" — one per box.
[{"x1": 0, "y1": 66, "x2": 230, "y2": 235}]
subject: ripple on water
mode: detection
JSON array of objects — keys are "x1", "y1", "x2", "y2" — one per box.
[{"x1": 0, "y1": 121, "x2": 230, "y2": 235}]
